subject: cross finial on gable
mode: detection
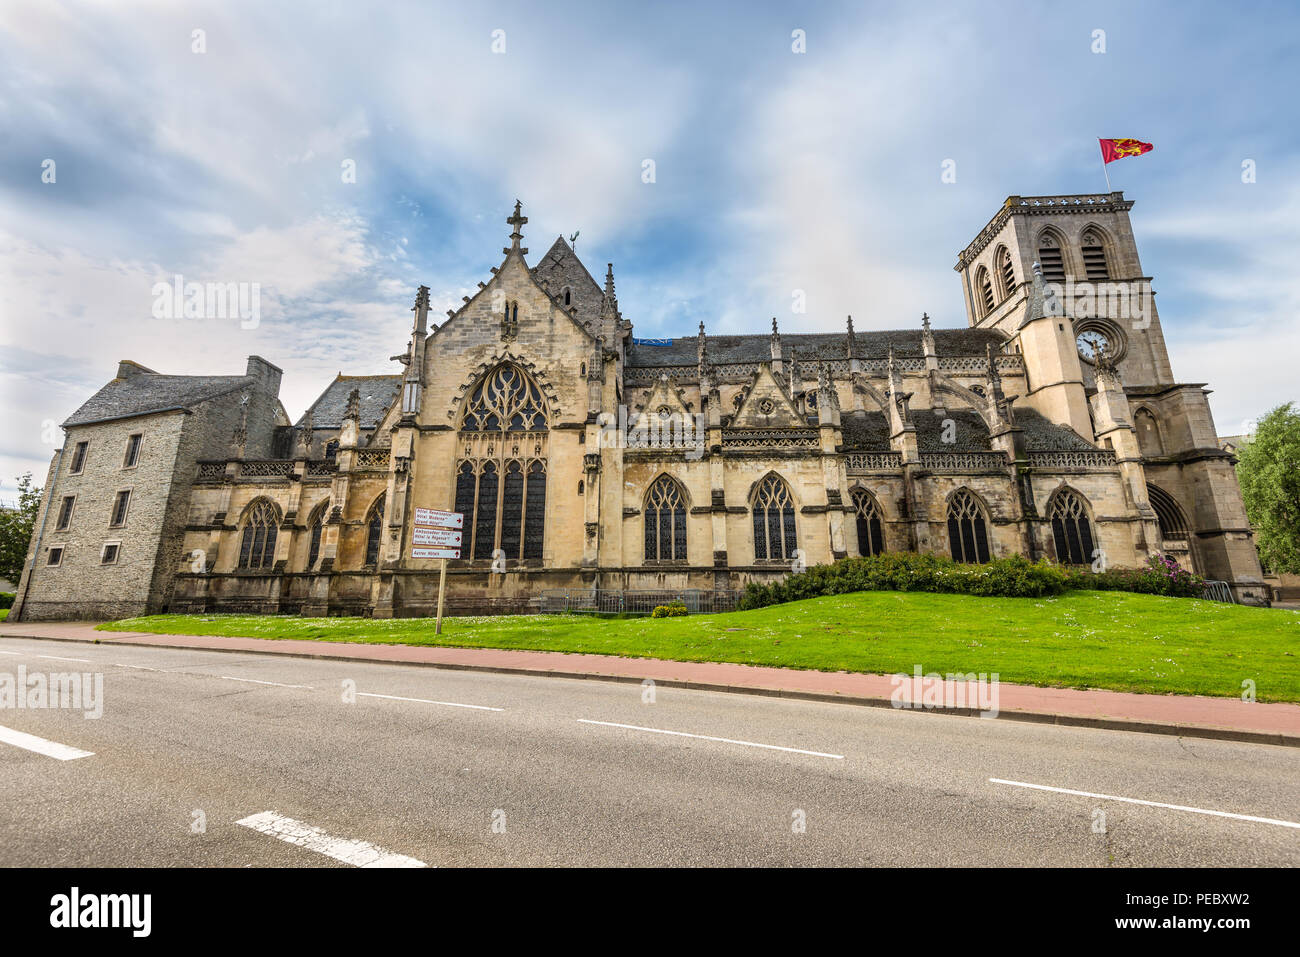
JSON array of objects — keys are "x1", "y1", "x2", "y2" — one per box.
[{"x1": 505, "y1": 200, "x2": 528, "y2": 253}]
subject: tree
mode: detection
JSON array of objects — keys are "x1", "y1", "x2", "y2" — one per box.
[
  {"x1": 0, "y1": 473, "x2": 42, "y2": 586},
  {"x1": 1236, "y1": 403, "x2": 1300, "y2": 574}
]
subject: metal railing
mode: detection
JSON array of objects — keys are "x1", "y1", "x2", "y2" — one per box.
[
  {"x1": 1201, "y1": 580, "x2": 1236, "y2": 603},
  {"x1": 539, "y1": 588, "x2": 741, "y2": 615}
]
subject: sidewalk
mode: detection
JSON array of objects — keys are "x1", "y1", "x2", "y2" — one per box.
[{"x1": 3, "y1": 620, "x2": 1298, "y2": 747}]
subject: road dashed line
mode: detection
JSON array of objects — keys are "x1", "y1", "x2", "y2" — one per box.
[
  {"x1": 577, "y1": 718, "x2": 845, "y2": 759},
  {"x1": 236, "y1": 811, "x2": 428, "y2": 867},
  {"x1": 0, "y1": 724, "x2": 94, "y2": 761}
]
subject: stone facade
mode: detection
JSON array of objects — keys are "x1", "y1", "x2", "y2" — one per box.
[{"x1": 10, "y1": 193, "x2": 1269, "y2": 621}]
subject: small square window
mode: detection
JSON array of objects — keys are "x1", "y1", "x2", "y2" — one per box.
[
  {"x1": 100, "y1": 543, "x2": 120, "y2": 565},
  {"x1": 70, "y1": 441, "x2": 89, "y2": 474},
  {"x1": 110, "y1": 489, "x2": 132, "y2": 527},
  {"x1": 55, "y1": 495, "x2": 75, "y2": 530},
  {"x1": 47, "y1": 546, "x2": 64, "y2": 566},
  {"x1": 123, "y1": 434, "x2": 143, "y2": 468}
]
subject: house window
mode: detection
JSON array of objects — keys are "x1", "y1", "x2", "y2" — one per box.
[
  {"x1": 364, "y1": 495, "x2": 385, "y2": 566},
  {"x1": 644, "y1": 475, "x2": 687, "y2": 562},
  {"x1": 976, "y1": 266, "x2": 996, "y2": 316},
  {"x1": 123, "y1": 433, "x2": 143, "y2": 468},
  {"x1": 947, "y1": 489, "x2": 991, "y2": 563},
  {"x1": 752, "y1": 475, "x2": 796, "y2": 562},
  {"x1": 47, "y1": 546, "x2": 64, "y2": 566},
  {"x1": 55, "y1": 495, "x2": 75, "y2": 531},
  {"x1": 851, "y1": 488, "x2": 885, "y2": 557},
  {"x1": 109, "y1": 490, "x2": 131, "y2": 527},
  {"x1": 237, "y1": 500, "x2": 279, "y2": 569},
  {"x1": 1081, "y1": 231, "x2": 1109, "y2": 281},
  {"x1": 100, "y1": 543, "x2": 120, "y2": 565},
  {"x1": 1049, "y1": 489, "x2": 1095, "y2": 565},
  {"x1": 1037, "y1": 234, "x2": 1066, "y2": 284},
  {"x1": 70, "y1": 441, "x2": 89, "y2": 474}
]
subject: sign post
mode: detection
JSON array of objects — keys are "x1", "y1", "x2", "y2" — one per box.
[{"x1": 411, "y1": 507, "x2": 464, "y2": 635}]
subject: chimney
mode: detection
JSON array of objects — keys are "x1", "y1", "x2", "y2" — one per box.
[{"x1": 245, "y1": 355, "x2": 283, "y2": 395}]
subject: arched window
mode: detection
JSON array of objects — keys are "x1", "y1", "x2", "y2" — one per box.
[
  {"x1": 323, "y1": 440, "x2": 339, "y2": 462},
  {"x1": 237, "y1": 500, "x2": 279, "y2": 569},
  {"x1": 1048, "y1": 488, "x2": 1095, "y2": 565},
  {"x1": 851, "y1": 487, "x2": 885, "y2": 557},
  {"x1": 976, "y1": 266, "x2": 995, "y2": 316},
  {"x1": 1146, "y1": 484, "x2": 1189, "y2": 542},
  {"x1": 563, "y1": 287, "x2": 571, "y2": 306},
  {"x1": 306, "y1": 502, "x2": 327, "y2": 569},
  {"x1": 644, "y1": 475, "x2": 687, "y2": 562},
  {"x1": 462, "y1": 364, "x2": 547, "y2": 432},
  {"x1": 947, "y1": 489, "x2": 990, "y2": 563},
  {"x1": 1134, "y1": 408, "x2": 1163, "y2": 456},
  {"x1": 752, "y1": 475, "x2": 796, "y2": 562},
  {"x1": 1080, "y1": 229, "x2": 1109, "y2": 280},
  {"x1": 1037, "y1": 232, "x2": 1066, "y2": 284},
  {"x1": 458, "y1": 364, "x2": 548, "y2": 563},
  {"x1": 996, "y1": 246, "x2": 1016, "y2": 299},
  {"x1": 364, "y1": 495, "x2": 385, "y2": 566}
]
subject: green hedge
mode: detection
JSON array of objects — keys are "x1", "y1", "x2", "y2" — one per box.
[
  {"x1": 651, "y1": 602, "x2": 689, "y2": 618},
  {"x1": 0, "y1": 592, "x2": 13, "y2": 610},
  {"x1": 737, "y1": 552, "x2": 1205, "y2": 610}
]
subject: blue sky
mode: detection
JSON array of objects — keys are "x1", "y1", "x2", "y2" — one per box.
[{"x1": 2, "y1": 0, "x2": 1298, "y2": 498}]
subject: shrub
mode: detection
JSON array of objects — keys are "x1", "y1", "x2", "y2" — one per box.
[
  {"x1": 1063, "y1": 553, "x2": 1205, "y2": 598},
  {"x1": 651, "y1": 602, "x2": 689, "y2": 618},
  {"x1": 0, "y1": 592, "x2": 13, "y2": 610},
  {"x1": 738, "y1": 552, "x2": 1069, "y2": 610}
]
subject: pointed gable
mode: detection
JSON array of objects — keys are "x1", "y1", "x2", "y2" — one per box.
[
  {"x1": 730, "y1": 365, "x2": 806, "y2": 429},
  {"x1": 530, "y1": 236, "x2": 604, "y2": 327}
]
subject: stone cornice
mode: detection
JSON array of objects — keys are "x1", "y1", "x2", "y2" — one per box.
[{"x1": 955, "y1": 193, "x2": 1134, "y2": 271}]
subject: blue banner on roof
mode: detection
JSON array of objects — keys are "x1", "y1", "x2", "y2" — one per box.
[{"x1": 632, "y1": 337, "x2": 674, "y2": 346}]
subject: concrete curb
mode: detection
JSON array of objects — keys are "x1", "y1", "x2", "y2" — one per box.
[{"x1": 6, "y1": 628, "x2": 1298, "y2": 749}]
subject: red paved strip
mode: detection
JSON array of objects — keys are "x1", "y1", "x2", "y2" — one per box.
[{"x1": 3, "y1": 621, "x2": 1298, "y2": 745}]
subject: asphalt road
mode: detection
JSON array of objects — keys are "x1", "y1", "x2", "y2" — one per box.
[{"x1": 1, "y1": 636, "x2": 1297, "y2": 867}]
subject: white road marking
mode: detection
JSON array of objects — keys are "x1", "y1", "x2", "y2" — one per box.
[
  {"x1": 989, "y1": 778, "x2": 1300, "y2": 830},
  {"x1": 111, "y1": 663, "x2": 160, "y2": 672},
  {"x1": 217, "y1": 676, "x2": 312, "y2": 689},
  {"x1": 0, "y1": 725, "x2": 94, "y2": 761},
  {"x1": 35, "y1": 654, "x2": 92, "y2": 663},
  {"x1": 358, "y1": 692, "x2": 503, "y2": 712},
  {"x1": 0, "y1": 650, "x2": 23, "y2": 656},
  {"x1": 578, "y1": 718, "x2": 845, "y2": 760},
  {"x1": 235, "y1": 811, "x2": 428, "y2": 867}
]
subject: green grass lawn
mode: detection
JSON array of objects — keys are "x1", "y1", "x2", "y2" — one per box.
[{"x1": 98, "y1": 590, "x2": 1300, "y2": 701}]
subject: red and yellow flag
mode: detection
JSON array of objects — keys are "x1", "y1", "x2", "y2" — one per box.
[{"x1": 1099, "y1": 138, "x2": 1153, "y2": 164}]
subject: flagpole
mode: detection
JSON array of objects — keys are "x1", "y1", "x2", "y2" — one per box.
[{"x1": 1099, "y1": 139, "x2": 1112, "y2": 193}]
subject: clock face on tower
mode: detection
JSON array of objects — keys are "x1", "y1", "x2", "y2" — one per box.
[{"x1": 1077, "y1": 329, "x2": 1111, "y2": 362}]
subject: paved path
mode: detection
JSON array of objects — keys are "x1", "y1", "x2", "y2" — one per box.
[
  {"x1": 4, "y1": 620, "x2": 1298, "y2": 745},
  {"x1": 1, "y1": 636, "x2": 1297, "y2": 866}
]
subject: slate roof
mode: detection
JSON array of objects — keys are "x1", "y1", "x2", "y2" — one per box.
[
  {"x1": 63, "y1": 373, "x2": 254, "y2": 427},
  {"x1": 841, "y1": 407, "x2": 1098, "y2": 453},
  {"x1": 296, "y1": 374, "x2": 401, "y2": 430},
  {"x1": 530, "y1": 237, "x2": 605, "y2": 326},
  {"x1": 626, "y1": 327, "x2": 1008, "y2": 368}
]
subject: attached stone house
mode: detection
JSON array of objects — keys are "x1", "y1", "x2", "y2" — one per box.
[
  {"x1": 9, "y1": 191, "x2": 1269, "y2": 621},
  {"x1": 10, "y1": 357, "x2": 287, "y2": 620}
]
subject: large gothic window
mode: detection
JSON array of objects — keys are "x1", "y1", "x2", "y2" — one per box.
[
  {"x1": 457, "y1": 364, "x2": 548, "y2": 563},
  {"x1": 947, "y1": 489, "x2": 991, "y2": 563},
  {"x1": 237, "y1": 500, "x2": 279, "y2": 569},
  {"x1": 851, "y1": 487, "x2": 885, "y2": 557},
  {"x1": 644, "y1": 475, "x2": 687, "y2": 562},
  {"x1": 364, "y1": 495, "x2": 385, "y2": 566},
  {"x1": 752, "y1": 475, "x2": 797, "y2": 562},
  {"x1": 462, "y1": 364, "x2": 546, "y2": 432},
  {"x1": 1049, "y1": 489, "x2": 1095, "y2": 565},
  {"x1": 976, "y1": 266, "x2": 996, "y2": 316}
]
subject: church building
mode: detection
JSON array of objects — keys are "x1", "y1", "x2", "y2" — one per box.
[{"x1": 10, "y1": 192, "x2": 1269, "y2": 621}]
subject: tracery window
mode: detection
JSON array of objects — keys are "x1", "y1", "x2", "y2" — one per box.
[
  {"x1": 238, "y1": 500, "x2": 279, "y2": 569},
  {"x1": 457, "y1": 364, "x2": 548, "y2": 562},
  {"x1": 306, "y1": 503, "x2": 326, "y2": 569},
  {"x1": 851, "y1": 487, "x2": 885, "y2": 557},
  {"x1": 462, "y1": 364, "x2": 546, "y2": 432},
  {"x1": 996, "y1": 246, "x2": 1016, "y2": 298},
  {"x1": 1049, "y1": 488, "x2": 1095, "y2": 565},
  {"x1": 947, "y1": 489, "x2": 990, "y2": 563},
  {"x1": 752, "y1": 474, "x2": 797, "y2": 562},
  {"x1": 976, "y1": 266, "x2": 996, "y2": 316},
  {"x1": 364, "y1": 495, "x2": 385, "y2": 566},
  {"x1": 644, "y1": 475, "x2": 687, "y2": 562},
  {"x1": 1037, "y1": 232, "x2": 1066, "y2": 283}
]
